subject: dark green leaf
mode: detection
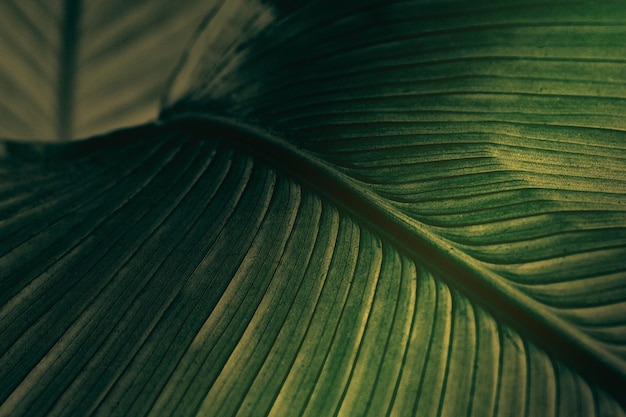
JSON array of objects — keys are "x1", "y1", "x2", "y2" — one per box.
[{"x1": 1, "y1": 0, "x2": 625, "y2": 416}]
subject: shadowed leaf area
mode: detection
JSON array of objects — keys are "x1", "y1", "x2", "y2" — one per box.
[{"x1": 1, "y1": 0, "x2": 626, "y2": 416}]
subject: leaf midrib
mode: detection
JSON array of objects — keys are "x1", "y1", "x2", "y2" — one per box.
[
  {"x1": 158, "y1": 112, "x2": 626, "y2": 407},
  {"x1": 58, "y1": 0, "x2": 81, "y2": 141}
]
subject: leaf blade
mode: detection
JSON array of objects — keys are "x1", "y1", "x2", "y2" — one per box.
[
  {"x1": 162, "y1": 0, "x2": 626, "y2": 395},
  {"x1": 0, "y1": 0, "x2": 217, "y2": 141},
  {"x1": 1, "y1": 0, "x2": 626, "y2": 415},
  {"x1": 2, "y1": 121, "x2": 625, "y2": 415}
]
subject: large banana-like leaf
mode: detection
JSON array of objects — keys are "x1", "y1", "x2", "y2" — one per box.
[{"x1": 1, "y1": 1, "x2": 626, "y2": 416}]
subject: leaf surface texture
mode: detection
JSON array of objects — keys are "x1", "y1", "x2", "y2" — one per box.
[{"x1": 1, "y1": 0, "x2": 626, "y2": 416}]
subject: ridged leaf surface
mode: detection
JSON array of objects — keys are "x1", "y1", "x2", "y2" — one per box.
[{"x1": 1, "y1": 0, "x2": 626, "y2": 416}]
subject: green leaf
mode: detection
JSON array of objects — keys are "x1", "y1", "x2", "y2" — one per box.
[
  {"x1": 1, "y1": 1, "x2": 626, "y2": 416},
  {"x1": 0, "y1": 0, "x2": 215, "y2": 141}
]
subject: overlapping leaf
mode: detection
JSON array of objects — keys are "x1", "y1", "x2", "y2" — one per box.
[
  {"x1": 1, "y1": 0, "x2": 625, "y2": 416},
  {"x1": 0, "y1": 0, "x2": 215, "y2": 141}
]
